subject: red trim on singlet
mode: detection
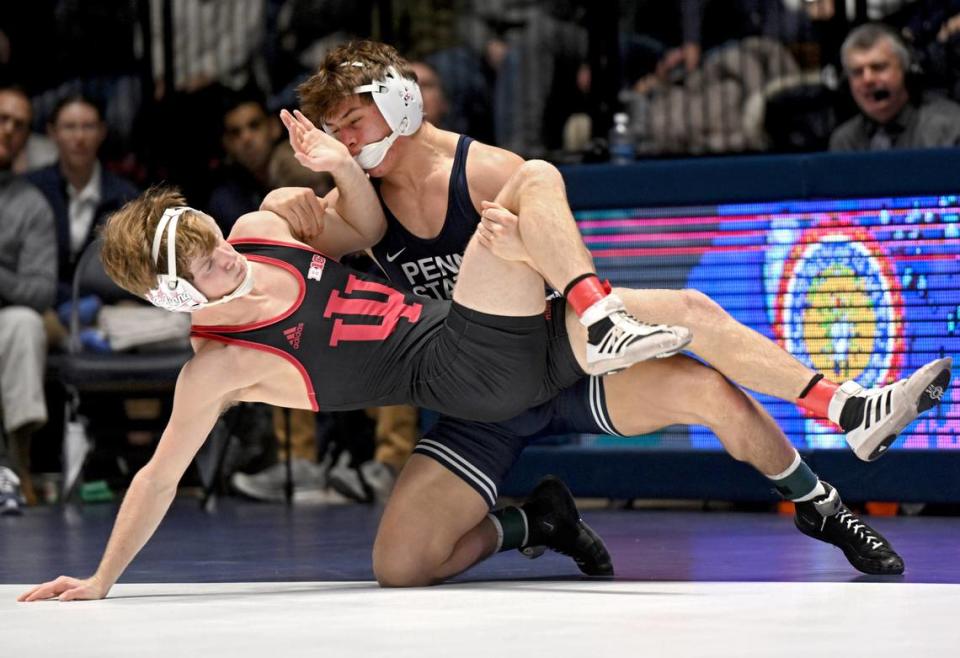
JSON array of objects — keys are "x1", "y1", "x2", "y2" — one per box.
[
  {"x1": 191, "y1": 255, "x2": 305, "y2": 333},
  {"x1": 190, "y1": 239, "x2": 328, "y2": 412},
  {"x1": 189, "y1": 332, "x2": 319, "y2": 412}
]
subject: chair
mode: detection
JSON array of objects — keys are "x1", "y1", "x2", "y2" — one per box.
[{"x1": 56, "y1": 239, "x2": 192, "y2": 500}]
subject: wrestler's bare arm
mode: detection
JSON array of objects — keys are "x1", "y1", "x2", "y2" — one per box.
[
  {"x1": 229, "y1": 208, "x2": 361, "y2": 262},
  {"x1": 18, "y1": 347, "x2": 253, "y2": 602},
  {"x1": 263, "y1": 110, "x2": 387, "y2": 252},
  {"x1": 261, "y1": 186, "x2": 384, "y2": 257}
]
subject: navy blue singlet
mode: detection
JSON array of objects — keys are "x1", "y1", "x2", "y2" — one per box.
[{"x1": 370, "y1": 135, "x2": 478, "y2": 300}]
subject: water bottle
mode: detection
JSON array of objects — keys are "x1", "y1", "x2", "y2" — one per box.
[{"x1": 608, "y1": 112, "x2": 635, "y2": 164}]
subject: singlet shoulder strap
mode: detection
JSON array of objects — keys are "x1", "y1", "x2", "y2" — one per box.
[{"x1": 448, "y1": 135, "x2": 479, "y2": 221}]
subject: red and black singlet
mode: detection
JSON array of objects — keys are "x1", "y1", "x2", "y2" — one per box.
[{"x1": 190, "y1": 240, "x2": 451, "y2": 412}]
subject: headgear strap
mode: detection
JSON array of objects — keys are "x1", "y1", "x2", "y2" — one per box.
[
  {"x1": 145, "y1": 207, "x2": 254, "y2": 313},
  {"x1": 324, "y1": 63, "x2": 424, "y2": 170}
]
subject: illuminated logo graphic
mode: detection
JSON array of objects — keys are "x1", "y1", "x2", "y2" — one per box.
[
  {"x1": 581, "y1": 196, "x2": 960, "y2": 452},
  {"x1": 775, "y1": 221, "x2": 905, "y2": 426}
]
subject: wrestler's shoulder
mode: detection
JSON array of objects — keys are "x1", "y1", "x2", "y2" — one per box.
[
  {"x1": 467, "y1": 139, "x2": 525, "y2": 171},
  {"x1": 228, "y1": 210, "x2": 304, "y2": 243},
  {"x1": 464, "y1": 139, "x2": 525, "y2": 196}
]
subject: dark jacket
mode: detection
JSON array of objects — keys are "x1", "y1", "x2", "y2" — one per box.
[{"x1": 26, "y1": 163, "x2": 139, "y2": 304}]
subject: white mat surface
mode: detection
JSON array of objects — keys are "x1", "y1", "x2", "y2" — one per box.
[{"x1": 3, "y1": 581, "x2": 957, "y2": 657}]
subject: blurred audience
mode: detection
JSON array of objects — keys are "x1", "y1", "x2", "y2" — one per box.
[
  {"x1": 327, "y1": 406, "x2": 418, "y2": 504},
  {"x1": 457, "y1": 0, "x2": 589, "y2": 156},
  {"x1": 830, "y1": 23, "x2": 960, "y2": 151},
  {"x1": 893, "y1": 0, "x2": 960, "y2": 102},
  {"x1": 207, "y1": 94, "x2": 282, "y2": 234},
  {"x1": 410, "y1": 61, "x2": 451, "y2": 127},
  {"x1": 26, "y1": 94, "x2": 139, "y2": 328},
  {"x1": 0, "y1": 85, "x2": 56, "y2": 513},
  {"x1": 29, "y1": 1, "x2": 143, "y2": 169},
  {"x1": 142, "y1": 0, "x2": 268, "y2": 204}
]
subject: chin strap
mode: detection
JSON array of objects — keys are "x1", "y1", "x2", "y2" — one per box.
[{"x1": 145, "y1": 206, "x2": 255, "y2": 313}]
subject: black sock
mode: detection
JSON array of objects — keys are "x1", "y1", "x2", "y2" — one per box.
[
  {"x1": 839, "y1": 397, "x2": 866, "y2": 432},
  {"x1": 587, "y1": 316, "x2": 614, "y2": 343}
]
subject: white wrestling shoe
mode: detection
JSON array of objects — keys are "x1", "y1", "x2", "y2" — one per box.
[
  {"x1": 580, "y1": 293, "x2": 692, "y2": 376},
  {"x1": 833, "y1": 357, "x2": 952, "y2": 461}
]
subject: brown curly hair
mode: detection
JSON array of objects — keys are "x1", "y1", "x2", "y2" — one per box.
[
  {"x1": 297, "y1": 40, "x2": 418, "y2": 124},
  {"x1": 100, "y1": 186, "x2": 218, "y2": 297}
]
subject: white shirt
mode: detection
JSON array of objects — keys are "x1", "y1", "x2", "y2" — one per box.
[{"x1": 67, "y1": 162, "x2": 102, "y2": 257}]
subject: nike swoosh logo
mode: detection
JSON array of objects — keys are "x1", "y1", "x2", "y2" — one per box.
[{"x1": 385, "y1": 248, "x2": 406, "y2": 263}]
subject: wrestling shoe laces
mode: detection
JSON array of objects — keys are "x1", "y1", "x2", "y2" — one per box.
[
  {"x1": 834, "y1": 357, "x2": 952, "y2": 461},
  {"x1": 580, "y1": 294, "x2": 692, "y2": 376},
  {"x1": 794, "y1": 482, "x2": 904, "y2": 575},
  {"x1": 520, "y1": 476, "x2": 613, "y2": 576}
]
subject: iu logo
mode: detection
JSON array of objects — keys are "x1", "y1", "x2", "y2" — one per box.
[
  {"x1": 283, "y1": 322, "x2": 304, "y2": 349},
  {"x1": 307, "y1": 255, "x2": 326, "y2": 282},
  {"x1": 324, "y1": 275, "x2": 422, "y2": 346}
]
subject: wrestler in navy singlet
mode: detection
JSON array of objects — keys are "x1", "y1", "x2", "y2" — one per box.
[
  {"x1": 190, "y1": 240, "x2": 550, "y2": 422},
  {"x1": 370, "y1": 135, "x2": 477, "y2": 300},
  {"x1": 367, "y1": 135, "x2": 624, "y2": 508}
]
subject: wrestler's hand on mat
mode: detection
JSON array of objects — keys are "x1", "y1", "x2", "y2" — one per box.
[
  {"x1": 478, "y1": 200, "x2": 531, "y2": 263},
  {"x1": 18, "y1": 574, "x2": 109, "y2": 602},
  {"x1": 280, "y1": 109, "x2": 352, "y2": 174},
  {"x1": 261, "y1": 187, "x2": 328, "y2": 242}
]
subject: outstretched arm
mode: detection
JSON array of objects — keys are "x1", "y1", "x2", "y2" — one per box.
[{"x1": 18, "y1": 351, "x2": 239, "y2": 602}]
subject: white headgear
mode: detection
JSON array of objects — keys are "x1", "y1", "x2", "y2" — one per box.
[
  {"x1": 325, "y1": 63, "x2": 424, "y2": 170},
  {"x1": 145, "y1": 207, "x2": 255, "y2": 313}
]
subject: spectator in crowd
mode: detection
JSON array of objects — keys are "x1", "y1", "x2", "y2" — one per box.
[
  {"x1": 410, "y1": 61, "x2": 451, "y2": 127},
  {"x1": 788, "y1": 0, "x2": 918, "y2": 78},
  {"x1": 457, "y1": 0, "x2": 589, "y2": 156},
  {"x1": 28, "y1": 1, "x2": 143, "y2": 169},
  {"x1": 830, "y1": 22, "x2": 960, "y2": 151},
  {"x1": 0, "y1": 85, "x2": 56, "y2": 514},
  {"x1": 625, "y1": 1, "x2": 812, "y2": 93},
  {"x1": 26, "y1": 95, "x2": 139, "y2": 319},
  {"x1": 143, "y1": 0, "x2": 269, "y2": 203},
  {"x1": 621, "y1": 2, "x2": 807, "y2": 154},
  {"x1": 267, "y1": 0, "x2": 373, "y2": 111},
  {"x1": 207, "y1": 94, "x2": 282, "y2": 234},
  {"x1": 893, "y1": 0, "x2": 960, "y2": 101}
]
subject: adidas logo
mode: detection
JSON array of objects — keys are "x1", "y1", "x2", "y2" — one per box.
[
  {"x1": 283, "y1": 323, "x2": 304, "y2": 349},
  {"x1": 925, "y1": 384, "x2": 945, "y2": 401}
]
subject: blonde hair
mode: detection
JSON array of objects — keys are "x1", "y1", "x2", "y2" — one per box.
[
  {"x1": 100, "y1": 186, "x2": 218, "y2": 297},
  {"x1": 297, "y1": 40, "x2": 418, "y2": 124}
]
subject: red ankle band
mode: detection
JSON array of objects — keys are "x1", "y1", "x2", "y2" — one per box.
[
  {"x1": 796, "y1": 379, "x2": 839, "y2": 417},
  {"x1": 565, "y1": 275, "x2": 607, "y2": 316}
]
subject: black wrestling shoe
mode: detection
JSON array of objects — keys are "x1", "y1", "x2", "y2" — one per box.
[
  {"x1": 794, "y1": 482, "x2": 904, "y2": 575},
  {"x1": 521, "y1": 476, "x2": 614, "y2": 576}
]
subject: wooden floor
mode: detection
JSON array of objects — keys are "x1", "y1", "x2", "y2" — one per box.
[{"x1": 3, "y1": 499, "x2": 958, "y2": 656}]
